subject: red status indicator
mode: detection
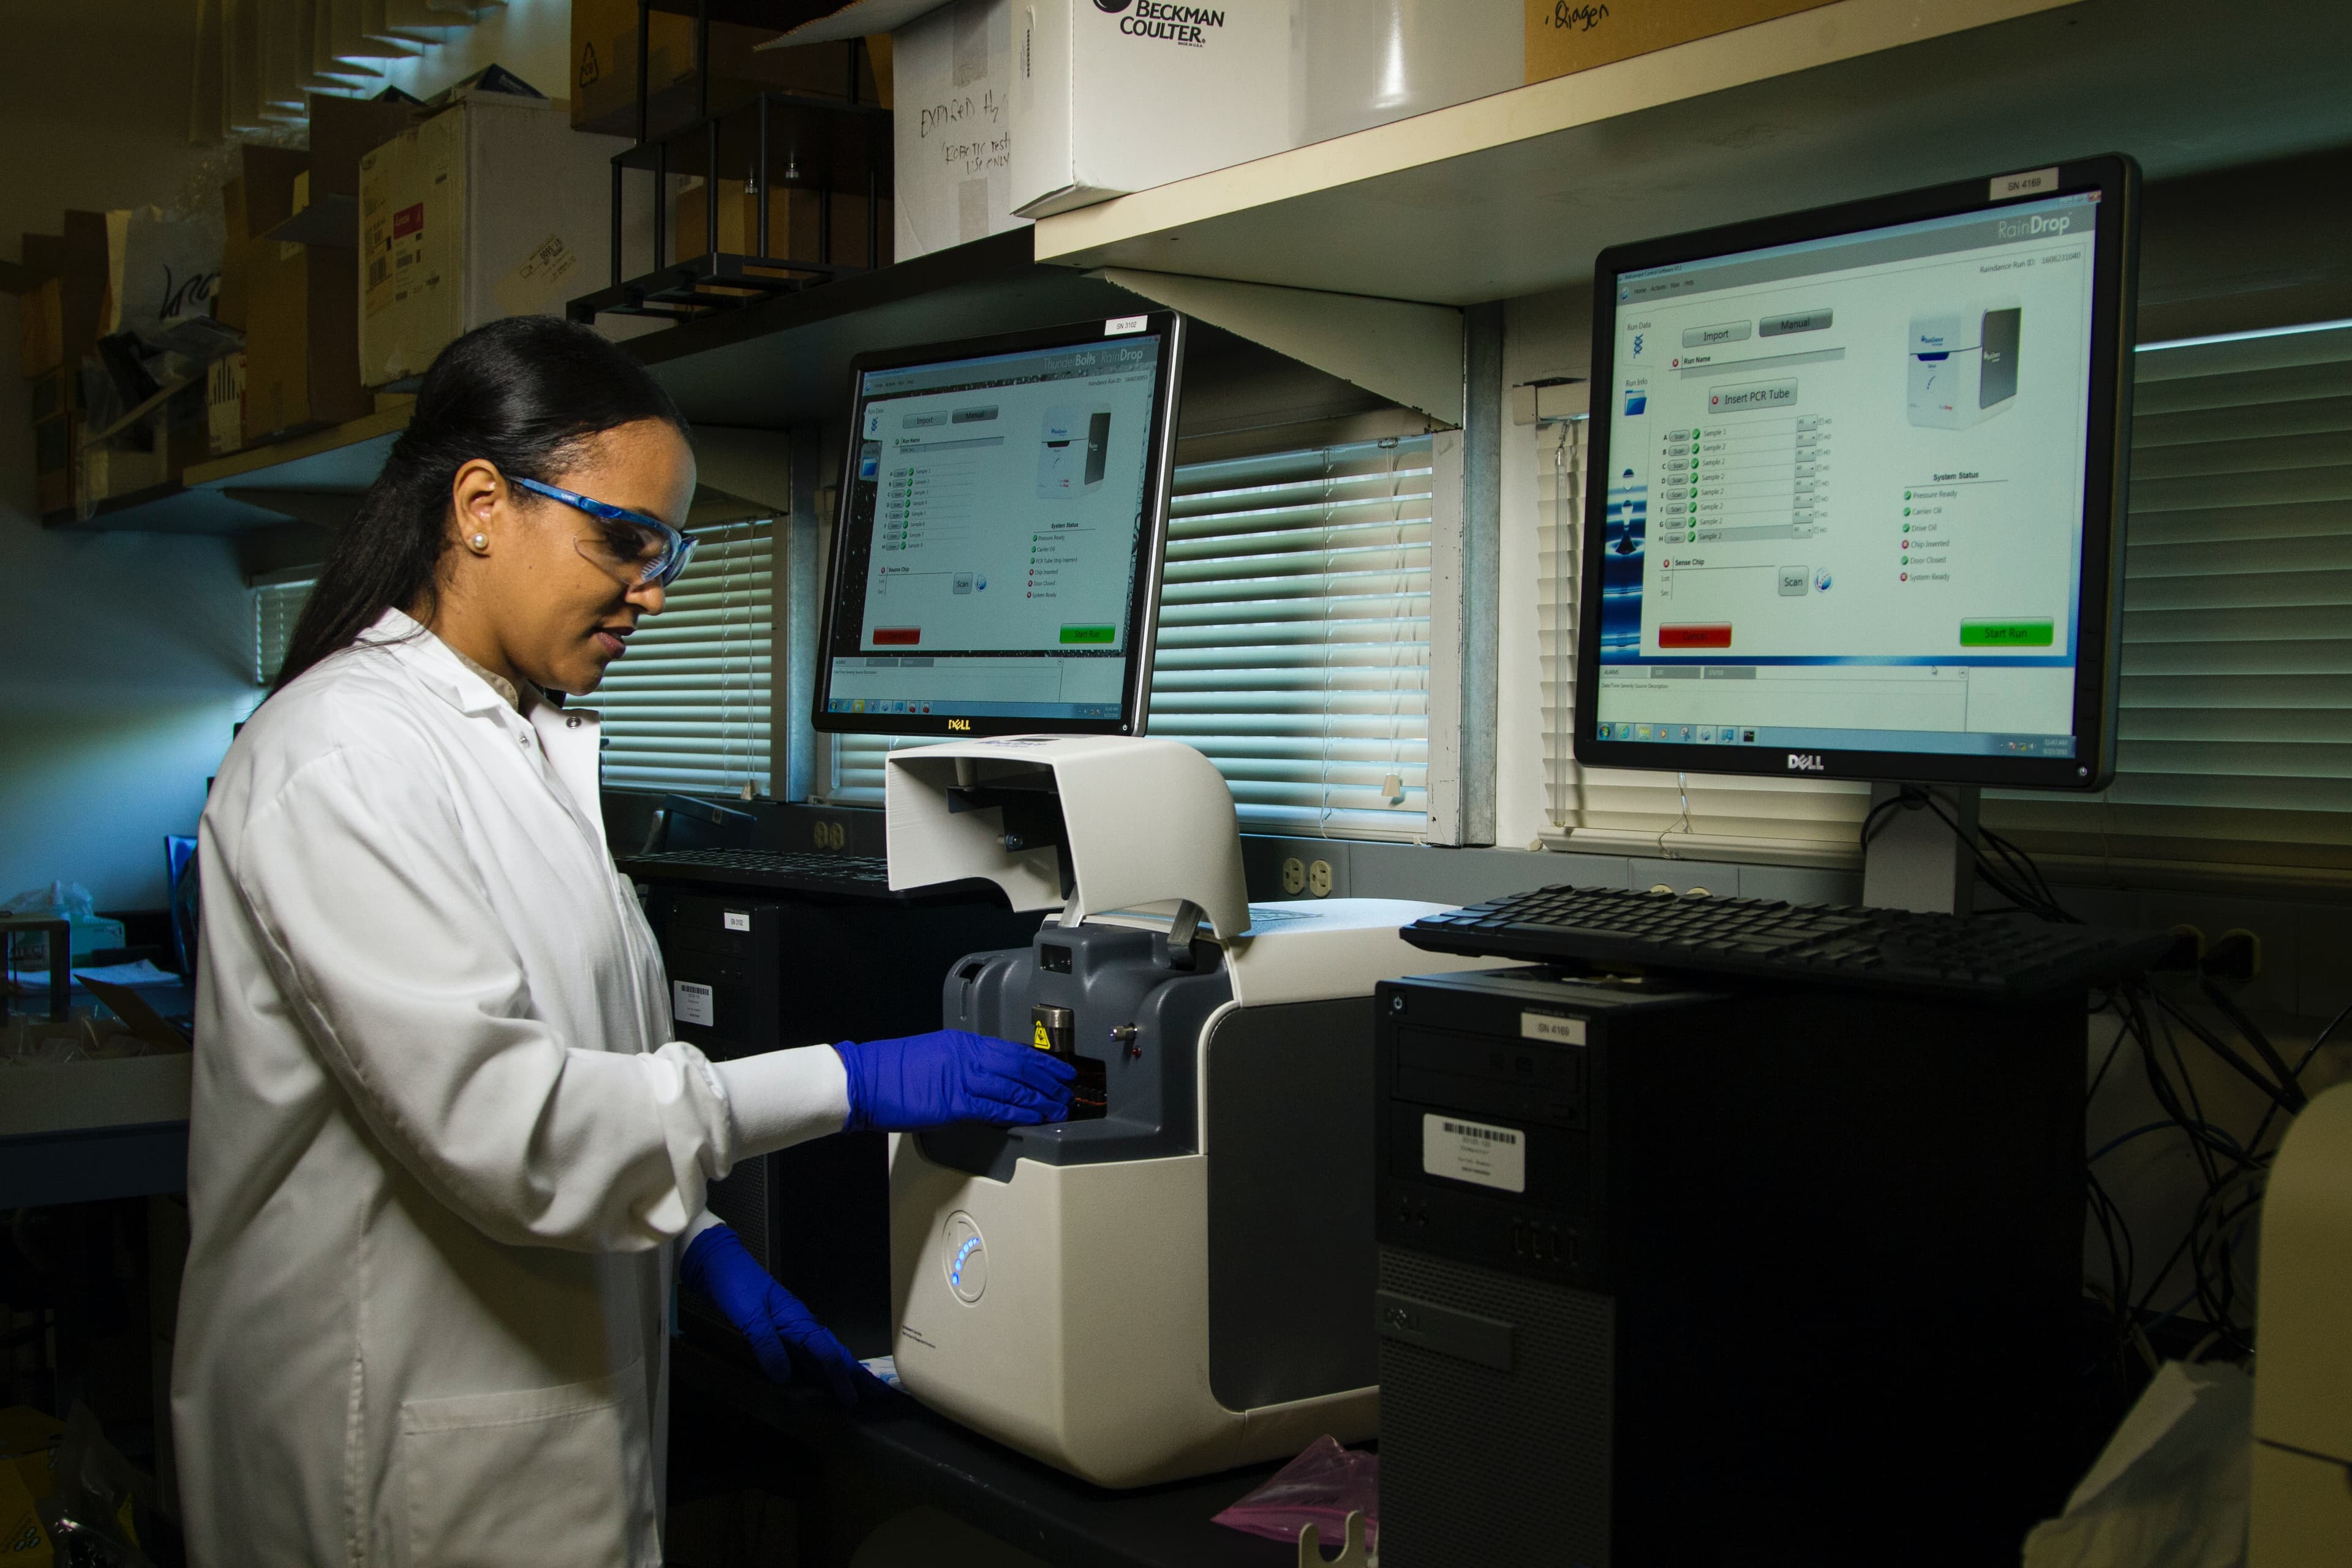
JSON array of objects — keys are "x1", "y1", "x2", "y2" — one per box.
[
  {"x1": 872, "y1": 627, "x2": 921, "y2": 646},
  {"x1": 1658, "y1": 623, "x2": 1733, "y2": 649}
]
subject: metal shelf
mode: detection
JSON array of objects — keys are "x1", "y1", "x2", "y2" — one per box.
[
  {"x1": 73, "y1": 235, "x2": 1136, "y2": 530},
  {"x1": 61, "y1": 404, "x2": 412, "y2": 537},
  {"x1": 628, "y1": 229, "x2": 1146, "y2": 428},
  {"x1": 576, "y1": 90, "x2": 893, "y2": 327}
]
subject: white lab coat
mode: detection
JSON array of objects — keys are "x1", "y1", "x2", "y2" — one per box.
[{"x1": 173, "y1": 611, "x2": 843, "y2": 1568}]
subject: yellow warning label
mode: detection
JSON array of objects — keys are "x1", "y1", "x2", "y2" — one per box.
[{"x1": 1032, "y1": 1022, "x2": 1052, "y2": 1049}]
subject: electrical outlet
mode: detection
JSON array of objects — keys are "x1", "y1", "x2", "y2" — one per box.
[
  {"x1": 1281, "y1": 857, "x2": 1306, "y2": 895},
  {"x1": 1308, "y1": 859, "x2": 1334, "y2": 898}
]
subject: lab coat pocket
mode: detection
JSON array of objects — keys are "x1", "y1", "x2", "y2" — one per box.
[{"x1": 399, "y1": 1363, "x2": 655, "y2": 1568}]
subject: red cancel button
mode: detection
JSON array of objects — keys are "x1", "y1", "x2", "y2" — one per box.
[{"x1": 1659, "y1": 623, "x2": 1733, "y2": 649}]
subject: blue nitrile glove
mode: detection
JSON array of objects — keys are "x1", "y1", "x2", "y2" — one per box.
[
  {"x1": 679, "y1": 1223, "x2": 888, "y2": 1406},
  {"x1": 832, "y1": 1028, "x2": 1077, "y2": 1133}
]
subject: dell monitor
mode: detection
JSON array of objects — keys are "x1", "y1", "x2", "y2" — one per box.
[
  {"x1": 1574, "y1": 154, "x2": 2140, "y2": 793},
  {"x1": 813, "y1": 312, "x2": 1186, "y2": 739}
]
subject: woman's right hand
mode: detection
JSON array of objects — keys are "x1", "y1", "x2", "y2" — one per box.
[{"x1": 832, "y1": 1029, "x2": 1076, "y2": 1133}]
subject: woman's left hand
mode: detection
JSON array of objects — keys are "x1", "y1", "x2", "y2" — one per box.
[{"x1": 680, "y1": 1224, "x2": 889, "y2": 1406}]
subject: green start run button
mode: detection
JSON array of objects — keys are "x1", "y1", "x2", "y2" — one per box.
[
  {"x1": 1058, "y1": 624, "x2": 1117, "y2": 645},
  {"x1": 1959, "y1": 618, "x2": 2055, "y2": 647}
]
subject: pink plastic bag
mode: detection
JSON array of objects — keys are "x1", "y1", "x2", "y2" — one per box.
[{"x1": 1212, "y1": 1435, "x2": 1379, "y2": 1556}]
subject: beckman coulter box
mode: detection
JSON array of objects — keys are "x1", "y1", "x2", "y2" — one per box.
[
  {"x1": 1907, "y1": 300, "x2": 2021, "y2": 429},
  {"x1": 1010, "y1": 0, "x2": 1299, "y2": 218}
]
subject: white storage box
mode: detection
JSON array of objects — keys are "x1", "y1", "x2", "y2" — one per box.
[
  {"x1": 1298, "y1": 0, "x2": 1521, "y2": 143},
  {"x1": 892, "y1": 0, "x2": 1028, "y2": 260},
  {"x1": 1010, "y1": 0, "x2": 1300, "y2": 219}
]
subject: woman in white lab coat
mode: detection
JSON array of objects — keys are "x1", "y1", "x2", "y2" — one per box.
[{"x1": 172, "y1": 317, "x2": 1071, "y2": 1568}]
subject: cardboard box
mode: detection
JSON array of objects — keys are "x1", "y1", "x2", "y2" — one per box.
[
  {"x1": 1524, "y1": 0, "x2": 1839, "y2": 83},
  {"x1": 1008, "y1": 0, "x2": 1298, "y2": 219},
  {"x1": 571, "y1": 0, "x2": 880, "y2": 139},
  {"x1": 18, "y1": 277, "x2": 62, "y2": 379},
  {"x1": 243, "y1": 239, "x2": 368, "y2": 443},
  {"x1": 672, "y1": 178, "x2": 889, "y2": 269},
  {"x1": 270, "y1": 92, "x2": 428, "y2": 249},
  {"x1": 308, "y1": 92, "x2": 425, "y2": 214},
  {"x1": 893, "y1": 0, "x2": 1027, "y2": 259},
  {"x1": 32, "y1": 412, "x2": 74, "y2": 516},
  {"x1": 26, "y1": 366, "x2": 69, "y2": 424},
  {"x1": 360, "y1": 85, "x2": 628, "y2": 386},
  {"x1": 212, "y1": 165, "x2": 297, "y2": 335},
  {"x1": 82, "y1": 398, "x2": 205, "y2": 507},
  {"x1": 235, "y1": 144, "x2": 315, "y2": 243},
  {"x1": 55, "y1": 211, "x2": 110, "y2": 377},
  {"x1": 207, "y1": 352, "x2": 245, "y2": 456}
]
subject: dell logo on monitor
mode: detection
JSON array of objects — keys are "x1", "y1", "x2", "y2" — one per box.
[{"x1": 1787, "y1": 753, "x2": 1826, "y2": 772}]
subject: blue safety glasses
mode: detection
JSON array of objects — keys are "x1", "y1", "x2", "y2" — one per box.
[{"x1": 511, "y1": 475, "x2": 699, "y2": 588}]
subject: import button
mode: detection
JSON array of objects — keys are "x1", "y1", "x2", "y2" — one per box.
[
  {"x1": 1959, "y1": 619, "x2": 2055, "y2": 647},
  {"x1": 1059, "y1": 624, "x2": 1117, "y2": 645},
  {"x1": 1682, "y1": 321, "x2": 1753, "y2": 348},
  {"x1": 1660, "y1": 623, "x2": 1733, "y2": 649}
]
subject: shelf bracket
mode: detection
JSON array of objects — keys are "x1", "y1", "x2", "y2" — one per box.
[{"x1": 1091, "y1": 267, "x2": 1464, "y2": 428}]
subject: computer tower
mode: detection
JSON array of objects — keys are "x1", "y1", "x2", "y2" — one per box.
[
  {"x1": 1374, "y1": 968, "x2": 2085, "y2": 1567},
  {"x1": 650, "y1": 887, "x2": 1042, "y2": 1357}
]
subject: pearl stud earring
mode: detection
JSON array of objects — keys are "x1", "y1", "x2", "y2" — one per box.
[{"x1": 467, "y1": 533, "x2": 490, "y2": 553}]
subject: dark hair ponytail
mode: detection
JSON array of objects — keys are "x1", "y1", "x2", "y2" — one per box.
[{"x1": 272, "y1": 315, "x2": 688, "y2": 693}]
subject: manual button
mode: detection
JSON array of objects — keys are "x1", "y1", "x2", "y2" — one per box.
[{"x1": 1760, "y1": 309, "x2": 1835, "y2": 336}]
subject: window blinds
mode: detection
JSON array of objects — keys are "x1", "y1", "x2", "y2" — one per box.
[
  {"x1": 1983, "y1": 323, "x2": 2352, "y2": 883},
  {"x1": 593, "y1": 518, "x2": 774, "y2": 796},
  {"x1": 1537, "y1": 417, "x2": 1870, "y2": 858},
  {"x1": 826, "y1": 434, "x2": 1434, "y2": 839},
  {"x1": 1539, "y1": 321, "x2": 2352, "y2": 883},
  {"x1": 254, "y1": 577, "x2": 315, "y2": 686}
]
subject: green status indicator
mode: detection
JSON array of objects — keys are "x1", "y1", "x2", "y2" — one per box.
[
  {"x1": 1959, "y1": 619, "x2": 2055, "y2": 648},
  {"x1": 1059, "y1": 625, "x2": 1117, "y2": 645}
]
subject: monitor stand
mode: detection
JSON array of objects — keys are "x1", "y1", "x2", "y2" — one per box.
[{"x1": 1861, "y1": 782, "x2": 1981, "y2": 917}]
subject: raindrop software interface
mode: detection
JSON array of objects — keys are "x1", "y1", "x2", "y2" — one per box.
[
  {"x1": 1596, "y1": 190, "x2": 2101, "y2": 758},
  {"x1": 823, "y1": 336, "x2": 1166, "y2": 722}
]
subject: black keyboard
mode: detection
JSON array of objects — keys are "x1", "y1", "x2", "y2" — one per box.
[
  {"x1": 616, "y1": 848, "x2": 894, "y2": 895},
  {"x1": 1403, "y1": 884, "x2": 2181, "y2": 1001}
]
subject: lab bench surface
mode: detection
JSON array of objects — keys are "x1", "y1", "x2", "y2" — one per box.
[
  {"x1": 671, "y1": 1340, "x2": 1303, "y2": 1568},
  {"x1": 0, "y1": 981, "x2": 195, "y2": 1208}
]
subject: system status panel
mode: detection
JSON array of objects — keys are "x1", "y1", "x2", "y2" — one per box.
[
  {"x1": 1597, "y1": 192, "x2": 2102, "y2": 759},
  {"x1": 824, "y1": 330, "x2": 1169, "y2": 725}
]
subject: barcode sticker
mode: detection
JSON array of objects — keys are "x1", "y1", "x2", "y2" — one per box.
[
  {"x1": 1423, "y1": 1113, "x2": 1526, "y2": 1193},
  {"x1": 723, "y1": 911, "x2": 751, "y2": 932},
  {"x1": 673, "y1": 981, "x2": 714, "y2": 1028}
]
